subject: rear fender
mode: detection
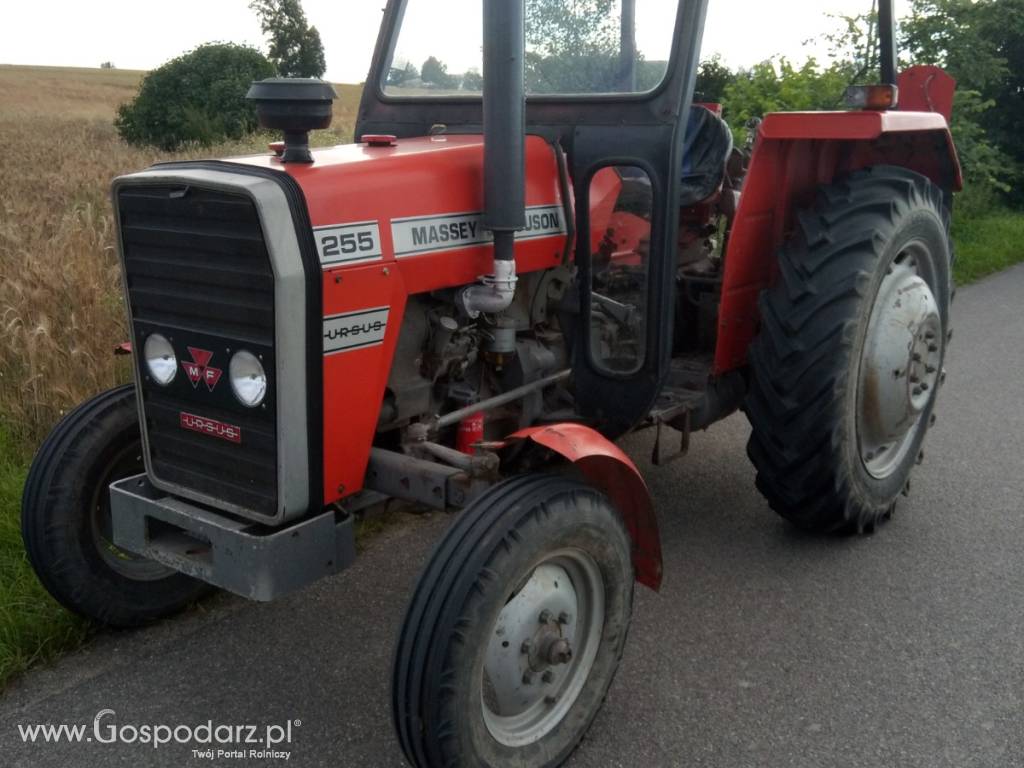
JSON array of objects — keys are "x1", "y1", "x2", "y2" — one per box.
[
  {"x1": 714, "y1": 106, "x2": 962, "y2": 374},
  {"x1": 508, "y1": 423, "x2": 662, "y2": 591}
]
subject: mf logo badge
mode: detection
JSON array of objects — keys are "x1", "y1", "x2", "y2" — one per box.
[{"x1": 182, "y1": 347, "x2": 223, "y2": 392}]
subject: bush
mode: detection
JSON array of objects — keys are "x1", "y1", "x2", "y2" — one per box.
[{"x1": 115, "y1": 43, "x2": 275, "y2": 150}]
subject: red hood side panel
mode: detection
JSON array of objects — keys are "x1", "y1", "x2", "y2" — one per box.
[{"x1": 233, "y1": 136, "x2": 569, "y2": 505}]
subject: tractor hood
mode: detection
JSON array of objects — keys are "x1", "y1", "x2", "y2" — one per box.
[{"x1": 230, "y1": 136, "x2": 567, "y2": 281}]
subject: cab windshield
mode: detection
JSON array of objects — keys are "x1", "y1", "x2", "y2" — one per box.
[{"x1": 383, "y1": 0, "x2": 680, "y2": 97}]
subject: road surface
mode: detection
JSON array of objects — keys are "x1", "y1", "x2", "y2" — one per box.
[{"x1": 1, "y1": 265, "x2": 1022, "y2": 768}]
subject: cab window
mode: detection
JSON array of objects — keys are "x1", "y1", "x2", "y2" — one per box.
[{"x1": 383, "y1": 0, "x2": 679, "y2": 97}]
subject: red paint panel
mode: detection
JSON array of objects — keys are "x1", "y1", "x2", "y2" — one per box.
[
  {"x1": 714, "y1": 108, "x2": 962, "y2": 374},
  {"x1": 898, "y1": 65, "x2": 957, "y2": 123},
  {"x1": 589, "y1": 166, "x2": 623, "y2": 254},
  {"x1": 759, "y1": 109, "x2": 949, "y2": 141},
  {"x1": 321, "y1": 263, "x2": 409, "y2": 503},
  {"x1": 508, "y1": 424, "x2": 663, "y2": 591},
  {"x1": 234, "y1": 135, "x2": 569, "y2": 505}
]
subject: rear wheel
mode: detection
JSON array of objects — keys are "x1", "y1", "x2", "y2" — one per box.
[
  {"x1": 745, "y1": 166, "x2": 952, "y2": 534},
  {"x1": 21, "y1": 385, "x2": 210, "y2": 627},
  {"x1": 392, "y1": 474, "x2": 633, "y2": 768}
]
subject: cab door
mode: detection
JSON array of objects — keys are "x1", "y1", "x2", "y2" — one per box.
[{"x1": 561, "y1": 2, "x2": 709, "y2": 436}]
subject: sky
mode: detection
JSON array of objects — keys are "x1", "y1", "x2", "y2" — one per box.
[{"x1": 0, "y1": 0, "x2": 906, "y2": 84}]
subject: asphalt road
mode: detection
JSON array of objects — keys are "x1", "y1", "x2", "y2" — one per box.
[{"x1": 2, "y1": 265, "x2": 1022, "y2": 768}]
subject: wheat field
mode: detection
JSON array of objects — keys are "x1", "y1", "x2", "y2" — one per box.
[{"x1": 0, "y1": 65, "x2": 361, "y2": 450}]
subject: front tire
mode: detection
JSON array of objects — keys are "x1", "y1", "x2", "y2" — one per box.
[
  {"x1": 745, "y1": 166, "x2": 952, "y2": 534},
  {"x1": 21, "y1": 385, "x2": 210, "y2": 627},
  {"x1": 392, "y1": 474, "x2": 634, "y2": 768}
]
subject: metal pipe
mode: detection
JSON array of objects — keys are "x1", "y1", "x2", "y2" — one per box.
[
  {"x1": 482, "y1": 0, "x2": 525, "y2": 245},
  {"x1": 437, "y1": 369, "x2": 571, "y2": 429},
  {"x1": 878, "y1": 0, "x2": 897, "y2": 86},
  {"x1": 418, "y1": 441, "x2": 499, "y2": 473},
  {"x1": 461, "y1": 0, "x2": 526, "y2": 318},
  {"x1": 619, "y1": 0, "x2": 637, "y2": 92}
]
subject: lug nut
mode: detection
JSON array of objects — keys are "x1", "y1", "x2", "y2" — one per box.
[
  {"x1": 521, "y1": 640, "x2": 533, "y2": 654},
  {"x1": 522, "y1": 671, "x2": 533, "y2": 685},
  {"x1": 928, "y1": 344, "x2": 939, "y2": 353},
  {"x1": 910, "y1": 375, "x2": 920, "y2": 384},
  {"x1": 925, "y1": 365, "x2": 936, "y2": 374},
  {"x1": 913, "y1": 386, "x2": 923, "y2": 396},
  {"x1": 912, "y1": 353, "x2": 922, "y2": 362},
  {"x1": 545, "y1": 695, "x2": 558, "y2": 705},
  {"x1": 539, "y1": 610, "x2": 552, "y2": 624},
  {"x1": 558, "y1": 611, "x2": 571, "y2": 625},
  {"x1": 542, "y1": 671, "x2": 554, "y2": 684},
  {"x1": 920, "y1": 382, "x2": 929, "y2": 392}
]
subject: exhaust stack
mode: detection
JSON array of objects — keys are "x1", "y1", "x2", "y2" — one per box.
[
  {"x1": 459, "y1": 0, "x2": 526, "y2": 318},
  {"x1": 878, "y1": 0, "x2": 897, "y2": 85}
]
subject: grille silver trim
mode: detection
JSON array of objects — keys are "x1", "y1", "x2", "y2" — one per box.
[{"x1": 112, "y1": 168, "x2": 310, "y2": 524}]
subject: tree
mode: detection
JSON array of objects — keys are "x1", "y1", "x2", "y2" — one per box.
[
  {"x1": 421, "y1": 56, "x2": 456, "y2": 89},
  {"x1": 114, "y1": 43, "x2": 275, "y2": 150},
  {"x1": 100, "y1": 61, "x2": 116, "y2": 70},
  {"x1": 526, "y1": 0, "x2": 617, "y2": 58},
  {"x1": 461, "y1": 68, "x2": 483, "y2": 91},
  {"x1": 903, "y1": 0, "x2": 1023, "y2": 198},
  {"x1": 249, "y1": 0, "x2": 326, "y2": 78},
  {"x1": 977, "y1": 0, "x2": 1024, "y2": 195},
  {"x1": 902, "y1": 0, "x2": 1006, "y2": 92},
  {"x1": 695, "y1": 56, "x2": 736, "y2": 103},
  {"x1": 524, "y1": 0, "x2": 620, "y2": 93},
  {"x1": 724, "y1": 58, "x2": 853, "y2": 143},
  {"x1": 386, "y1": 61, "x2": 419, "y2": 87}
]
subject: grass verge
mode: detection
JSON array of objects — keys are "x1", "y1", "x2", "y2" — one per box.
[
  {"x1": 0, "y1": 427, "x2": 90, "y2": 688},
  {"x1": 953, "y1": 210, "x2": 1024, "y2": 284}
]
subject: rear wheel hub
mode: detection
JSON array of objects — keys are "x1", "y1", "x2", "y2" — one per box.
[{"x1": 858, "y1": 246, "x2": 942, "y2": 479}]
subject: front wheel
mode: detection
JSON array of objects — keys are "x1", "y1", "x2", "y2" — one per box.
[
  {"x1": 392, "y1": 474, "x2": 634, "y2": 768},
  {"x1": 745, "y1": 165, "x2": 952, "y2": 534},
  {"x1": 21, "y1": 385, "x2": 210, "y2": 627}
]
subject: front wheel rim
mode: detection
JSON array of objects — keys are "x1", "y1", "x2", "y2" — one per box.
[
  {"x1": 857, "y1": 242, "x2": 943, "y2": 479},
  {"x1": 481, "y1": 548, "x2": 605, "y2": 747},
  {"x1": 89, "y1": 442, "x2": 174, "y2": 581}
]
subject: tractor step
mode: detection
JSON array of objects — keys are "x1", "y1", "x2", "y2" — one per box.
[
  {"x1": 647, "y1": 355, "x2": 713, "y2": 465},
  {"x1": 650, "y1": 355, "x2": 712, "y2": 422}
]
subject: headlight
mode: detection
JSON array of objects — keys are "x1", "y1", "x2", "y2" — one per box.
[
  {"x1": 230, "y1": 350, "x2": 267, "y2": 408},
  {"x1": 143, "y1": 333, "x2": 177, "y2": 386}
]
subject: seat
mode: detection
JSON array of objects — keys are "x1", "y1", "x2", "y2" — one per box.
[{"x1": 680, "y1": 105, "x2": 734, "y2": 207}]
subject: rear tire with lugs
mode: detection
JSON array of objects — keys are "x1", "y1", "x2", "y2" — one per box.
[{"x1": 745, "y1": 166, "x2": 952, "y2": 534}]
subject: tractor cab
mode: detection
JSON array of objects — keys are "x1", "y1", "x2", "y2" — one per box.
[{"x1": 358, "y1": 0, "x2": 717, "y2": 437}]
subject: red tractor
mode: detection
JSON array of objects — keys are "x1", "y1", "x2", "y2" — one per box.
[{"x1": 22, "y1": 1, "x2": 959, "y2": 765}]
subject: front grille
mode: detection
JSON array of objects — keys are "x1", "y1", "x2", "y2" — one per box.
[{"x1": 118, "y1": 185, "x2": 278, "y2": 519}]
